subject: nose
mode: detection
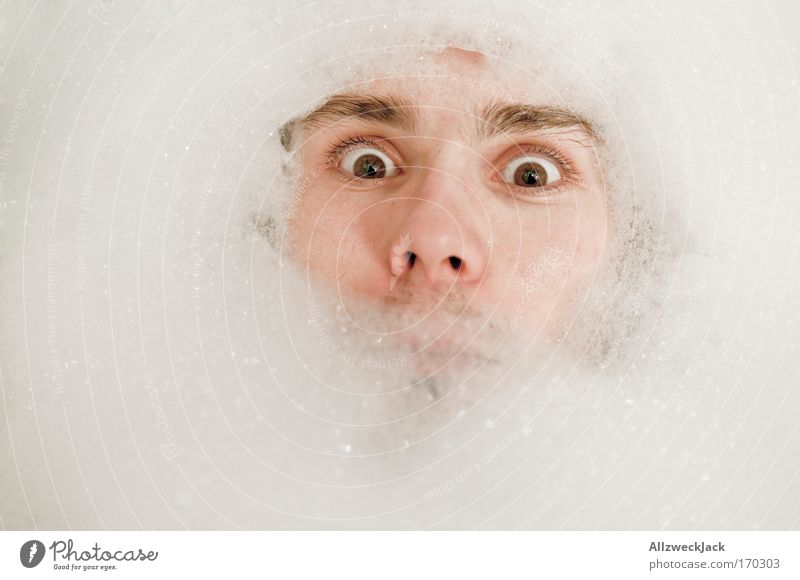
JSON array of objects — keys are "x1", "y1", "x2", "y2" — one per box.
[{"x1": 389, "y1": 169, "x2": 488, "y2": 287}]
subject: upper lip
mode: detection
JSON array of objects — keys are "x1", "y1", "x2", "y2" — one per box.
[{"x1": 413, "y1": 342, "x2": 496, "y2": 364}]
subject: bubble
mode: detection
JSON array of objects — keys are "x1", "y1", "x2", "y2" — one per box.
[{"x1": 0, "y1": 0, "x2": 799, "y2": 530}]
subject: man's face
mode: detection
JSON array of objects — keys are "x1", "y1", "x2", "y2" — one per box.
[{"x1": 286, "y1": 47, "x2": 611, "y2": 366}]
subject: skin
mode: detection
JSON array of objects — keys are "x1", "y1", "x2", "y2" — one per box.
[{"x1": 286, "y1": 47, "x2": 612, "y2": 356}]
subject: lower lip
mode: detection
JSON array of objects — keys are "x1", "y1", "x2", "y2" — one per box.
[{"x1": 410, "y1": 347, "x2": 496, "y2": 376}]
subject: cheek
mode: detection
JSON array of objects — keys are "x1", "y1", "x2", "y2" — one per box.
[
  {"x1": 485, "y1": 204, "x2": 609, "y2": 336},
  {"x1": 287, "y1": 182, "x2": 382, "y2": 285},
  {"x1": 494, "y1": 201, "x2": 609, "y2": 295},
  {"x1": 573, "y1": 194, "x2": 613, "y2": 272},
  {"x1": 288, "y1": 182, "x2": 348, "y2": 271}
]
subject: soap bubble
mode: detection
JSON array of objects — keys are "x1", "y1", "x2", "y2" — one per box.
[{"x1": 1, "y1": 0, "x2": 798, "y2": 530}]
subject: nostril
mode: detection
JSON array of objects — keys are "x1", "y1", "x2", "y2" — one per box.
[
  {"x1": 448, "y1": 256, "x2": 463, "y2": 271},
  {"x1": 407, "y1": 252, "x2": 417, "y2": 268}
]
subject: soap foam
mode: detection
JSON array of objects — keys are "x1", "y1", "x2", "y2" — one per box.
[{"x1": 1, "y1": 0, "x2": 798, "y2": 530}]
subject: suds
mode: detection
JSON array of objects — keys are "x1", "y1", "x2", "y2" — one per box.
[{"x1": 1, "y1": 0, "x2": 799, "y2": 530}]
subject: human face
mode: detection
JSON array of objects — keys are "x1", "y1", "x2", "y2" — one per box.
[{"x1": 286, "y1": 47, "x2": 612, "y2": 361}]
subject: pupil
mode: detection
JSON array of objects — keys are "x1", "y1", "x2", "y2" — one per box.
[
  {"x1": 356, "y1": 154, "x2": 386, "y2": 179},
  {"x1": 516, "y1": 163, "x2": 545, "y2": 187}
]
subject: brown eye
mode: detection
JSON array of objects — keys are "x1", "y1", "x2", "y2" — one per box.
[
  {"x1": 514, "y1": 163, "x2": 546, "y2": 186},
  {"x1": 353, "y1": 154, "x2": 386, "y2": 178},
  {"x1": 341, "y1": 147, "x2": 396, "y2": 179},
  {"x1": 502, "y1": 156, "x2": 561, "y2": 187}
]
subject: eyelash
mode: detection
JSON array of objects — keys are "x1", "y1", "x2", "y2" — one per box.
[
  {"x1": 328, "y1": 136, "x2": 385, "y2": 165},
  {"x1": 515, "y1": 144, "x2": 575, "y2": 176},
  {"x1": 325, "y1": 136, "x2": 579, "y2": 196}
]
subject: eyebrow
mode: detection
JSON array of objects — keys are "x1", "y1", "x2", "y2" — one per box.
[
  {"x1": 479, "y1": 101, "x2": 598, "y2": 142},
  {"x1": 283, "y1": 93, "x2": 596, "y2": 150},
  {"x1": 300, "y1": 93, "x2": 416, "y2": 133}
]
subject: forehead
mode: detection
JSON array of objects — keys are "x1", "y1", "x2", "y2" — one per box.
[
  {"x1": 283, "y1": 45, "x2": 611, "y2": 253},
  {"x1": 355, "y1": 46, "x2": 536, "y2": 111},
  {"x1": 285, "y1": 46, "x2": 598, "y2": 148}
]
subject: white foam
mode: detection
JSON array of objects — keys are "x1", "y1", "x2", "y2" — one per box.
[{"x1": 1, "y1": 0, "x2": 799, "y2": 530}]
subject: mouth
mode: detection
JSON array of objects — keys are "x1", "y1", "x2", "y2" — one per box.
[
  {"x1": 404, "y1": 332, "x2": 504, "y2": 377},
  {"x1": 311, "y1": 286, "x2": 516, "y2": 376},
  {"x1": 378, "y1": 305, "x2": 516, "y2": 371}
]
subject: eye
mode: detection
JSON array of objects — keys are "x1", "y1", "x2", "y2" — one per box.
[
  {"x1": 501, "y1": 155, "x2": 562, "y2": 188},
  {"x1": 340, "y1": 146, "x2": 397, "y2": 179}
]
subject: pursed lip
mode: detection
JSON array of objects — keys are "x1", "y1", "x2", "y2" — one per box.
[{"x1": 408, "y1": 342, "x2": 500, "y2": 374}]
